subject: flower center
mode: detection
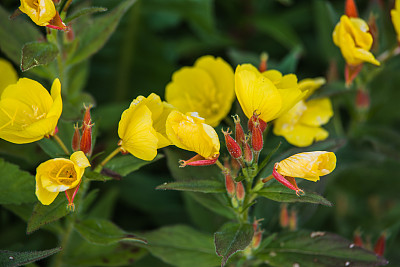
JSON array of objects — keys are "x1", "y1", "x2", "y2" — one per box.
[{"x1": 50, "y1": 163, "x2": 77, "y2": 186}]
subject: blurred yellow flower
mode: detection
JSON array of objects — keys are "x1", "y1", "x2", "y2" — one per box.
[
  {"x1": 332, "y1": 15, "x2": 380, "y2": 66},
  {"x1": 0, "y1": 78, "x2": 62, "y2": 144},
  {"x1": 235, "y1": 64, "x2": 305, "y2": 124},
  {"x1": 391, "y1": 0, "x2": 400, "y2": 43},
  {"x1": 166, "y1": 110, "x2": 220, "y2": 159},
  {"x1": 0, "y1": 59, "x2": 18, "y2": 95},
  {"x1": 36, "y1": 151, "x2": 90, "y2": 205},
  {"x1": 276, "y1": 151, "x2": 337, "y2": 182},
  {"x1": 273, "y1": 78, "x2": 333, "y2": 147},
  {"x1": 19, "y1": 0, "x2": 57, "y2": 26},
  {"x1": 165, "y1": 56, "x2": 234, "y2": 127}
]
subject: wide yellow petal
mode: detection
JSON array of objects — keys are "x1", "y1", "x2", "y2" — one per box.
[
  {"x1": 0, "y1": 59, "x2": 18, "y2": 95},
  {"x1": 299, "y1": 98, "x2": 333, "y2": 127},
  {"x1": 276, "y1": 123, "x2": 328, "y2": 147},
  {"x1": 46, "y1": 78, "x2": 63, "y2": 120},
  {"x1": 298, "y1": 77, "x2": 326, "y2": 99},
  {"x1": 19, "y1": 0, "x2": 56, "y2": 26},
  {"x1": 35, "y1": 173, "x2": 59, "y2": 205}
]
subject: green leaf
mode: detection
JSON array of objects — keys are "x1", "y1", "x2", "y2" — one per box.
[
  {"x1": 156, "y1": 180, "x2": 225, "y2": 193},
  {"x1": 0, "y1": 158, "x2": 36, "y2": 205},
  {"x1": 258, "y1": 230, "x2": 388, "y2": 267},
  {"x1": 214, "y1": 222, "x2": 254, "y2": 266},
  {"x1": 21, "y1": 42, "x2": 59, "y2": 71},
  {"x1": 105, "y1": 154, "x2": 163, "y2": 176},
  {"x1": 64, "y1": 7, "x2": 108, "y2": 24},
  {"x1": 26, "y1": 197, "x2": 70, "y2": 234},
  {"x1": 257, "y1": 183, "x2": 333, "y2": 206},
  {"x1": 68, "y1": 0, "x2": 137, "y2": 65},
  {"x1": 84, "y1": 170, "x2": 113, "y2": 182},
  {"x1": 257, "y1": 141, "x2": 281, "y2": 177},
  {"x1": 186, "y1": 192, "x2": 235, "y2": 219},
  {"x1": 75, "y1": 218, "x2": 147, "y2": 245},
  {"x1": 0, "y1": 247, "x2": 61, "y2": 267},
  {"x1": 141, "y1": 225, "x2": 220, "y2": 267},
  {"x1": 0, "y1": 6, "x2": 42, "y2": 65}
]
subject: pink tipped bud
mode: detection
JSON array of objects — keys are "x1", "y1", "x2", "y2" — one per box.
[
  {"x1": 272, "y1": 163, "x2": 304, "y2": 196},
  {"x1": 248, "y1": 112, "x2": 267, "y2": 133},
  {"x1": 224, "y1": 172, "x2": 235, "y2": 197},
  {"x1": 222, "y1": 128, "x2": 242, "y2": 159},
  {"x1": 345, "y1": 63, "x2": 363, "y2": 87},
  {"x1": 236, "y1": 181, "x2": 245, "y2": 202},
  {"x1": 345, "y1": 0, "x2": 358, "y2": 18},
  {"x1": 356, "y1": 88, "x2": 370, "y2": 110},
  {"x1": 179, "y1": 154, "x2": 218, "y2": 167},
  {"x1": 251, "y1": 123, "x2": 263, "y2": 153},
  {"x1": 80, "y1": 122, "x2": 93, "y2": 155},
  {"x1": 232, "y1": 115, "x2": 245, "y2": 147},
  {"x1": 72, "y1": 123, "x2": 81, "y2": 151},
  {"x1": 374, "y1": 233, "x2": 386, "y2": 256},
  {"x1": 280, "y1": 204, "x2": 289, "y2": 228},
  {"x1": 243, "y1": 138, "x2": 253, "y2": 164},
  {"x1": 258, "y1": 52, "x2": 268, "y2": 72},
  {"x1": 82, "y1": 104, "x2": 93, "y2": 131},
  {"x1": 289, "y1": 210, "x2": 297, "y2": 231}
]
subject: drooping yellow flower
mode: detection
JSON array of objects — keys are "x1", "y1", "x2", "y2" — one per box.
[
  {"x1": 235, "y1": 64, "x2": 305, "y2": 124},
  {"x1": 0, "y1": 59, "x2": 18, "y2": 95},
  {"x1": 0, "y1": 78, "x2": 62, "y2": 144},
  {"x1": 273, "y1": 78, "x2": 333, "y2": 147},
  {"x1": 36, "y1": 151, "x2": 90, "y2": 205},
  {"x1": 332, "y1": 15, "x2": 380, "y2": 66},
  {"x1": 19, "y1": 0, "x2": 57, "y2": 26},
  {"x1": 276, "y1": 151, "x2": 336, "y2": 182},
  {"x1": 118, "y1": 99, "x2": 159, "y2": 161},
  {"x1": 165, "y1": 56, "x2": 235, "y2": 127},
  {"x1": 391, "y1": 0, "x2": 400, "y2": 43},
  {"x1": 166, "y1": 110, "x2": 220, "y2": 159}
]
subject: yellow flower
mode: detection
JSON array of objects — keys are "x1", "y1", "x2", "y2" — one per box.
[
  {"x1": 35, "y1": 151, "x2": 90, "y2": 205},
  {"x1": 276, "y1": 151, "x2": 336, "y2": 182},
  {"x1": 166, "y1": 110, "x2": 220, "y2": 159},
  {"x1": 165, "y1": 56, "x2": 235, "y2": 127},
  {"x1": 19, "y1": 0, "x2": 57, "y2": 26},
  {"x1": 118, "y1": 98, "x2": 159, "y2": 161},
  {"x1": 235, "y1": 64, "x2": 305, "y2": 124},
  {"x1": 0, "y1": 78, "x2": 62, "y2": 144},
  {"x1": 391, "y1": 0, "x2": 400, "y2": 43},
  {"x1": 332, "y1": 15, "x2": 380, "y2": 66},
  {"x1": 0, "y1": 59, "x2": 18, "y2": 95},
  {"x1": 273, "y1": 78, "x2": 333, "y2": 147}
]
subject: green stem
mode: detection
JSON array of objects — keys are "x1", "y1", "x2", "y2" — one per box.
[
  {"x1": 215, "y1": 159, "x2": 227, "y2": 172},
  {"x1": 94, "y1": 147, "x2": 121, "y2": 172},
  {"x1": 53, "y1": 134, "x2": 70, "y2": 155}
]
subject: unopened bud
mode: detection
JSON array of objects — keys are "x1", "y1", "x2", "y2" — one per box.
[
  {"x1": 353, "y1": 232, "x2": 364, "y2": 247},
  {"x1": 222, "y1": 128, "x2": 242, "y2": 159},
  {"x1": 236, "y1": 181, "x2": 245, "y2": 202},
  {"x1": 80, "y1": 122, "x2": 93, "y2": 155},
  {"x1": 224, "y1": 172, "x2": 235, "y2": 197},
  {"x1": 72, "y1": 123, "x2": 81, "y2": 151},
  {"x1": 251, "y1": 230, "x2": 262, "y2": 249},
  {"x1": 243, "y1": 137, "x2": 253, "y2": 165},
  {"x1": 345, "y1": 0, "x2": 358, "y2": 18},
  {"x1": 289, "y1": 209, "x2": 297, "y2": 231},
  {"x1": 251, "y1": 123, "x2": 263, "y2": 153},
  {"x1": 356, "y1": 88, "x2": 370, "y2": 110},
  {"x1": 374, "y1": 233, "x2": 386, "y2": 256},
  {"x1": 231, "y1": 197, "x2": 239, "y2": 208},
  {"x1": 82, "y1": 104, "x2": 93, "y2": 131},
  {"x1": 258, "y1": 52, "x2": 268, "y2": 72},
  {"x1": 248, "y1": 112, "x2": 267, "y2": 133},
  {"x1": 280, "y1": 204, "x2": 289, "y2": 228},
  {"x1": 232, "y1": 115, "x2": 245, "y2": 147}
]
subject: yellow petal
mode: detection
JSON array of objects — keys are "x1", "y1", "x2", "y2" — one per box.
[
  {"x1": 298, "y1": 77, "x2": 326, "y2": 99},
  {"x1": 277, "y1": 151, "x2": 336, "y2": 182},
  {"x1": 46, "y1": 78, "x2": 63, "y2": 120},
  {"x1": 299, "y1": 98, "x2": 333, "y2": 127},
  {"x1": 19, "y1": 0, "x2": 56, "y2": 26},
  {"x1": 0, "y1": 59, "x2": 18, "y2": 95},
  {"x1": 392, "y1": 5, "x2": 400, "y2": 43},
  {"x1": 35, "y1": 173, "x2": 59, "y2": 205},
  {"x1": 276, "y1": 123, "x2": 329, "y2": 147}
]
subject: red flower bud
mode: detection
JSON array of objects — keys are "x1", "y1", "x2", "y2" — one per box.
[
  {"x1": 251, "y1": 230, "x2": 262, "y2": 249},
  {"x1": 82, "y1": 104, "x2": 93, "y2": 131},
  {"x1": 222, "y1": 128, "x2": 242, "y2": 159},
  {"x1": 374, "y1": 233, "x2": 386, "y2": 256},
  {"x1": 258, "y1": 52, "x2": 268, "y2": 72},
  {"x1": 356, "y1": 88, "x2": 370, "y2": 110},
  {"x1": 251, "y1": 123, "x2": 263, "y2": 153},
  {"x1": 224, "y1": 172, "x2": 235, "y2": 197},
  {"x1": 289, "y1": 210, "x2": 297, "y2": 231},
  {"x1": 236, "y1": 181, "x2": 245, "y2": 202},
  {"x1": 232, "y1": 115, "x2": 245, "y2": 147},
  {"x1": 353, "y1": 232, "x2": 364, "y2": 247},
  {"x1": 72, "y1": 123, "x2": 81, "y2": 152},
  {"x1": 345, "y1": 0, "x2": 358, "y2": 18},
  {"x1": 248, "y1": 112, "x2": 267, "y2": 133},
  {"x1": 179, "y1": 154, "x2": 218, "y2": 167},
  {"x1": 243, "y1": 138, "x2": 253, "y2": 165},
  {"x1": 280, "y1": 204, "x2": 289, "y2": 228},
  {"x1": 80, "y1": 122, "x2": 93, "y2": 155}
]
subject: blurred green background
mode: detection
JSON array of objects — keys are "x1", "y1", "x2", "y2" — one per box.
[{"x1": 1, "y1": 0, "x2": 399, "y2": 266}]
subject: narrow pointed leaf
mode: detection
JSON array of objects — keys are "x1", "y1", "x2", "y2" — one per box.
[
  {"x1": 21, "y1": 42, "x2": 59, "y2": 71},
  {"x1": 156, "y1": 180, "x2": 225, "y2": 193},
  {"x1": 214, "y1": 222, "x2": 254, "y2": 266},
  {"x1": 257, "y1": 183, "x2": 333, "y2": 206},
  {"x1": 64, "y1": 7, "x2": 108, "y2": 23},
  {"x1": 75, "y1": 218, "x2": 147, "y2": 245},
  {"x1": 0, "y1": 247, "x2": 61, "y2": 266},
  {"x1": 258, "y1": 230, "x2": 388, "y2": 267},
  {"x1": 105, "y1": 154, "x2": 163, "y2": 177}
]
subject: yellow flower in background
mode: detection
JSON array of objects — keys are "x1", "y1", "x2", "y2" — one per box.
[
  {"x1": 0, "y1": 78, "x2": 62, "y2": 144},
  {"x1": 276, "y1": 151, "x2": 337, "y2": 182},
  {"x1": 391, "y1": 0, "x2": 400, "y2": 43},
  {"x1": 235, "y1": 64, "x2": 305, "y2": 124},
  {"x1": 118, "y1": 100, "x2": 159, "y2": 161},
  {"x1": 19, "y1": 0, "x2": 57, "y2": 26},
  {"x1": 298, "y1": 77, "x2": 326, "y2": 100},
  {"x1": 332, "y1": 15, "x2": 380, "y2": 66},
  {"x1": 165, "y1": 56, "x2": 235, "y2": 127},
  {"x1": 36, "y1": 151, "x2": 90, "y2": 205},
  {"x1": 273, "y1": 78, "x2": 333, "y2": 147},
  {"x1": 0, "y1": 59, "x2": 18, "y2": 95},
  {"x1": 166, "y1": 110, "x2": 220, "y2": 159}
]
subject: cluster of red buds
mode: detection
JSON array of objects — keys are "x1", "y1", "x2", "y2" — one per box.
[
  {"x1": 72, "y1": 104, "x2": 94, "y2": 156},
  {"x1": 279, "y1": 204, "x2": 298, "y2": 231},
  {"x1": 353, "y1": 231, "x2": 386, "y2": 257}
]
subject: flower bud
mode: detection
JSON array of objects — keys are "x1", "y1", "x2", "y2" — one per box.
[
  {"x1": 222, "y1": 128, "x2": 242, "y2": 159},
  {"x1": 353, "y1": 232, "x2": 364, "y2": 247},
  {"x1": 82, "y1": 104, "x2": 93, "y2": 131},
  {"x1": 251, "y1": 123, "x2": 263, "y2": 153},
  {"x1": 374, "y1": 233, "x2": 386, "y2": 257},
  {"x1": 251, "y1": 230, "x2": 262, "y2": 249},
  {"x1": 236, "y1": 181, "x2": 245, "y2": 202},
  {"x1": 248, "y1": 112, "x2": 267, "y2": 133},
  {"x1": 345, "y1": 0, "x2": 358, "y2": 18},
  {"x1": 80, "y1": 122, "x2": 93, "y2": 156},
  {"x1": 224, "y1": 172, "x2": 235, "y2": 197},
  {"x1": 72, "y1": 123, "x2": 81, "y2": 152},
  {"x1": 356, "y1": 88, "x2": 370, "y2": 110},
  {"x1": 232, "y1": 115, "x2": 245, "y2": 147},
  {"x1": 289, "y1": 209, "x2": 297, "y2": 231},
  {"x1": 243, "y1": 137, "x2": 253, "y2": 165},
  {"x1": 258, "y1": 52, "x2": 268, "y2": 72},
  {"x1": 279, "y1": 204, "x2": 289, "y2": 228}
]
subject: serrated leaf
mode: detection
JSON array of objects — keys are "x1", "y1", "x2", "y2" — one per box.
[
  {"x1": 21, "y1": 42, "x2": 59, "y2": 71},
  {"x1": 141, "y1": 225, "x2": 220, "y2": 267},
  {"x1": 105, "y1": 154, "x2": 163, "y2": 176},
  {"x1": 68, "y1": 0, "x2": 137, "y2": 65},
  {"x1": 0, "y1": 247, "x2": 61, "y2": 267},
  {"x1": 214, "y1": 222, "x2": 254, "y2": 266},
  {"x1": 0, "y1": 158, "x2": 36, "y2": 205},
  {"x1": 27, "y1": 197, "x2": 70, "y2": 234},
  {"x1": 75, "y1": 218, "x2": 147, "y2": 245},
  {"x1": 64, "y1": 7, "x2": 108, "y2": 23},
  {"x1": 156, "y1": 180, "x2": 225, "y2": 193},
  {"x1": 258, "y1": 230, "x2": 388, "y2": 267},
  {"x1": 257, "y1": 183, "x2": 333, "y2": 206}
]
